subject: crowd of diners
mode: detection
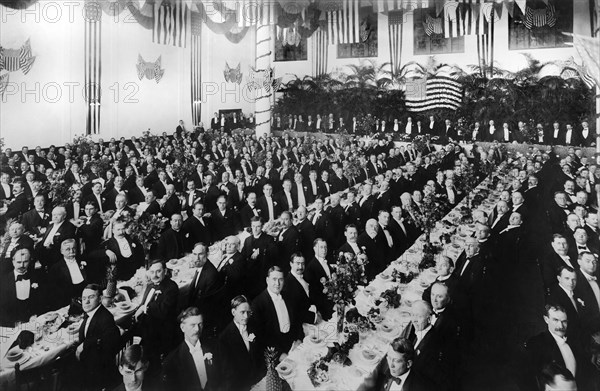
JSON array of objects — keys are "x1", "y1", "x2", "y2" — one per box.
[
  {"x1": 0, "y1": 122, "x2": 598, "y2": 391},
  {"x1": 267, "y1": 113, "x2": 596, "y2": 147}
]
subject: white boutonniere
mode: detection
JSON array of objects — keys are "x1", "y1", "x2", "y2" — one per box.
[
  {"x1": 54, "y1": 232, "x2": 60, "y2": 236},
  {"x1": 203, "y1": 352, "x2": 213, "y2": 364},
  {"x1": 154, "y1": 290, "x2": 162, "y2": 297},
  {"x1": 577, "y1": 298, "x2": 585, "y2": 307},
  {"x1": 80, "y1": 261, "x2": 87, "y2": 270},
  {"x1": 247, "y1": 333, "x2": 256, "y2": 343},
  {"x1": 131, "y1": 243, "x2": 136, "y2": 248},
  {"x1": 273, "y1": 201, "x2": 278, "y2": 206},
  {"x1": 185, "y1": 233, "x2": 189, "y2": 238},
  {"x1": 228, "y1": 258, "x2": 234, "y2": 265},
  {"x1": 31, "y1": 283, "x2": 39, "y2": 289}
]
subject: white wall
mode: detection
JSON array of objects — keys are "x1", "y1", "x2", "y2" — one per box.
[{"x1": 0, "y1": 1, "x2": 257, "y2": 149}]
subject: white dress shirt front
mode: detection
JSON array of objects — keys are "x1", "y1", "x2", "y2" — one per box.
[{"x1": 267, "y1": 290, "x2": 290, "y2": 333}]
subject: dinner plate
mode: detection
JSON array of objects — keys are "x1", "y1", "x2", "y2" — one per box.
[
  {"x1": 276, "y1": 359, "x2": 296, "y2": 377},
  {"x1": 304, "y1": 334, "x2": 327, "y2": 347},
  {"x1": 359, "y1": 348, "x2": 378, "y2": 364}
]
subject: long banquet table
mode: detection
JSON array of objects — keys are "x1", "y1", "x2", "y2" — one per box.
[
  {"x1": 0, "y1": 143, "x2": 495, "y2": 390},
  {"x1": 252, "y1": 161, "x2": 511, "y2": 390}
]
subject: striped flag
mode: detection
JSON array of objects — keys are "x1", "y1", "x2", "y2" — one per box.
[
  {"x1": 567, "y1": 33, "x2": 599, "y2": 88},
  {"x1": 326, "y1": 0, "x2": 361, "y2": 44},
  {"x1": 405, "y1": 76, "x2": 463, "y2": 112},
  {"x1": 153, "y1": 0, "x2": 189, "y2": 47},
  {"x1": 0, "y1": 39, "x2": 36, "y2": 75},
  {"x1": 388, "y1": 10, "x2": 404, "y2": 76},
  {"x1": 313, "y1": 27, "x2": 328, "y2": 76},
  {"x1": 444, "y1": 0, "x2": 463, "y2": 38},
  {"x1": 190, "y1": 10, "x2": 202, "y2": 125}
]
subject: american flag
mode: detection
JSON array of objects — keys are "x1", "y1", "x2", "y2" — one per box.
[
  {"x1": 405, "y1": 76, "x2": 463, "y2": 112},
  {"x1": 313, "y1": 27, "x2": 328, "y2": 76},
  {"x1": 190, "y1": 10, "x2": 202, "y2": 125},
  {"x1": 153, "y1": 0, "x2": 189, "y2": 47},
  {"x1": 388, "y1": 10, "x2": 404, "y2": 76},
  {"x1": 326, "y1": 0, "x2": 361, "y2": 44}
]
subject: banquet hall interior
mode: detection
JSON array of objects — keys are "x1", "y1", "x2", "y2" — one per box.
[{"x1": 1, "y1": 0, "x2": 599, "y2": 390}]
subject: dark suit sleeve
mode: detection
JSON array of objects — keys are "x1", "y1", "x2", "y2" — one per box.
[
  {"x1": 82, "y1": 309, "x2": 121, "y2": 357},
  {"x1": 146, "y1": 282, "x2": 179, "y2": 320}
]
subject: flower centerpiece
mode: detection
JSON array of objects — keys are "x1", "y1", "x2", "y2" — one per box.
[
  {"x1": 411, "y1": 192, "x2": 448, "y2": 250},
  {"x1": 307, "y1": 357, "x2": 330, "y2": 388},
  {"x1": 126, "y1": 214, "x2": 168, "y2": 261},
  {"x1": 378, "y1": 287, "x2": 402, "y2": 309},
  {"x1": 322, "y1": 251, "x2": 369, "y2": 333}
]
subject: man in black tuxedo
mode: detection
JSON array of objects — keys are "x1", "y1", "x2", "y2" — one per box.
[
  {"x1": 524, "y1": 304, "x2": 588, "y2": 390},
  {"x1": 359, "y1": 336, "x2": 435, "y2": 391},
  {"x1": 389, "y1": 205, "x2": 416, "y2": 256},
  {"x1": 541, "y1": 234, "x2": 578, "y2": 293},
  {"x1": 574, "y1": 252, "x2": 600, "y2": 336},
  {"x1": 21, "y1": 194, "x2": 50, "y2": 237},
  {"x1": 75, "y1": 284, "x2": 121, "y2": 391},
  {"x1": 187, "y1": 242, "x2": 225, "y2": 334},
  {"x1": 47, "y1": 239, "x2": 87, "y2": 310},
  {"x1": 275, "y1": 179, "x2": 295, "y2": 212},
  {"x1": 295, "y1": 206, "x2": 316, "y2": 260},
  {"x1": 422, "y1": 256, "x2": 457, "y2": 303},
  {"x1": 427, "y1": 114, "x2": 441, "y2": 138},
  {"x1": 75, "y1": 202, "x2": 104, "y2": 257},
  {"x1": 217, "y1": 235, "x2": 246, "y2": 302},
  {"x1": 0, "y1": 248, "x2": 46, "y2": 326},
  {"x1": 547, "y1": 266, "x2": 584, "y2": 342},
  {"x1": 241, "y1": 218, "x2": 278, "y2": 299},
  {"x1": 134, "y1": 260, "x2": 179, "y2": 372},
  {"x1": 358, "y1": 219, "x2": 386, "y2": 280},
  {"x1": 488, "y1": 200, "x2": 511, "y2": 236},
  {"x1": 239, "y1": 192, "x2": 260, "y2": 229},
  {"x1": 327, "y1": 193, "x2": 346, "y2": 250},
  {"x1": 311, "y1": 197, "x2": 334, "y2": 245},
  {"x1": 162, "y1": 307, "x2": 220, "y2": 391},
  {"x1": 182, "y1": 179, "x2": 204, "y2": 217},
  {"x1": 358, "y1": 184, "x2": 377, "y2": 229},
  {"x1": 160, "y1": 184, "x2": 181, "y2": 219},
  {"x1": 218, "y1": 295, "x2": 264, "y2": 391},
  {"x1": 276, "y1": 211, "x2": 300, "y2": 272},
  {"x1": 283, "y1": 254, "x2": 320, "y2": 325},
  {"x1": 0, "y1": 222, "x2": 34, "y2": 273},
  {"x1": 304, "y1": 238, "x2": 334, "y2": 320},
  {"x1": 36, "y1": 205, "x2": 76, "y2": 268},
  {"x1": 157, "y1": 214, "x2": 186, "y2": 260},
  {"x1": 209, "y1": 196, "x2": 236, "y2": 243},
  {"x1": 0, "y1": 180, "x2": 29, "y2": 224},
  {"x1": 399, "y1": 300, "x2": 454, "y2": 390},
  {"x1": 182, "y1": 202, "x2": 211, "y2": 251},
  {"x1": 250, "y1": 266, "x2": 302, "y2": 357}
]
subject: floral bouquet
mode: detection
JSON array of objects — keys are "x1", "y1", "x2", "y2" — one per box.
[
  {"x1": 43, "y1": 178, "x2": 72, "y2": 208},
  {"x1": 344, "y1": 307, "x2": 375, "y2": 334},
  {"x1": 126, "y1": 214, "x2": 168, "y2": 259},
  {"x1": 378, "y1": 287, "x2": 402, "y2": 309},
  {"x1": 411, "y1": 193, "x2": 448, "y2": 243},
  {"x1": 307, "y1": 358, "x2": 330, "y2": 387},
  {"x1": 323, "y1": 252, "x2": 369, "y2": 306},
  {"x1": 392, "y1": 268, "x2": 418, "y2": 284}
]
